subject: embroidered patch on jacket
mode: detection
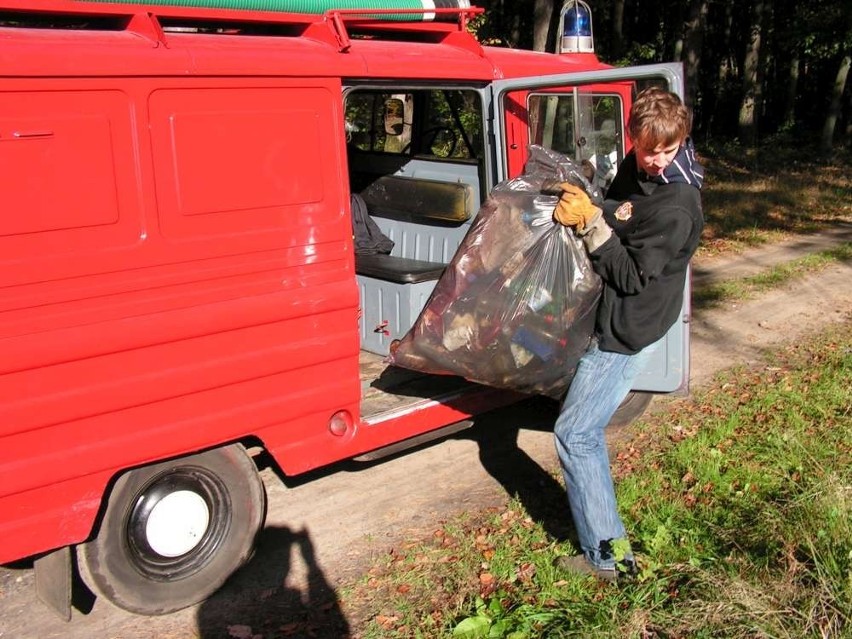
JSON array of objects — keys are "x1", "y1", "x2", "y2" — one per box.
[{"x1": 614, "y1": 201, "x2": 633, "y2": 221}]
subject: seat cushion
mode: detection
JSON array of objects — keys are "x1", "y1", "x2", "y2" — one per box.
[
  {"x1": 360, "y1": 175, "x2": 473, "y2": 223},
  {"x1": 355, "y1": 254, "x2": 445, "y2": 284}
]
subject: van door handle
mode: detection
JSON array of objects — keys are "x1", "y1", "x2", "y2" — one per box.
[{"x1": 11, "y1": 130, "x2": 55, "y2": 139}]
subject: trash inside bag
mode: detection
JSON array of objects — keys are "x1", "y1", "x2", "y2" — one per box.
[{"x1": 388, "y1": 146, "x2": 603, "y2": 399}]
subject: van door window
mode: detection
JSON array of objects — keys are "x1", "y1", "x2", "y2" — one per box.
[
  {"x1": 527, "y1": 91, "x2": 624, "y2": 191},
  {"x1": 528, "y1": 93, "x2": 575, "y2": 155}
]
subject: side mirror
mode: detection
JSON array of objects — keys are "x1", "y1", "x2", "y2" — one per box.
[{"x1": 383, "y1": 98, "x2": 405, "y2": 136}]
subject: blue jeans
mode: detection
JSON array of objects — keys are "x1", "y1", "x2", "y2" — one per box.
[{"x1": 554, "y1": 340, "x2": 654, "y2": 569}]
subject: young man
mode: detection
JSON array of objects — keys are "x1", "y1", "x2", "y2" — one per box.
[{"x1": 551, "y1": 87, "x2": 704, "y2": 581}]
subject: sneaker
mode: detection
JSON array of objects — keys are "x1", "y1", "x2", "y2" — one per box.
[{"x1": 553, "y1": 554, "x2": 636, "y2": 583}]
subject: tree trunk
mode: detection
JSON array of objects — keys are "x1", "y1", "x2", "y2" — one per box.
[
  {"x1": 532, "y1": 0, "x2": 553, "y2": 52},
  {"x1": 704, "y1": 0, "x2": 734, "y2": 138},
  {"x1": 821, "y1": 53, "x2": 851, "y2": 151},
  {"x1": 782, "y1": 54, "x2": 800, "y2": 130},
  {"x1": 611, "y1": 0, "x2": 625, "y2": 59},
  {"x1": 846, "y1": 73, "x2": 852, "y2": 144},
  {"x1": 682, "y1": 0, "x2": 708, "y2": 111},
  {"x1": 738, "y1": 0, "x2": 765, "y2": 146}
]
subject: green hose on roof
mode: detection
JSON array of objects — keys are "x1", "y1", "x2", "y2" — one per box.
[{"x1": 84, "y1": 0, "x2": 471, "y2": 21}]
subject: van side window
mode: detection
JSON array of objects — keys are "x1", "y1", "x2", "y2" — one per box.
[
  {"x1": 528, "y1": 92, "x2": 624, "y2": 191},
  {"x1": 346, "y1": 92, "x2": 413, "y2": 155},
  {"x1": 423, "y1": 90, "x2": 482, "y2": 160},
  {"x1": 345, "y1": 89, "x2": 483, "y2": 160}
]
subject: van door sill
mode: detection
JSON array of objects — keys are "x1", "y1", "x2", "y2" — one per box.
[{"x1": 359, "y1": 349, "x2": 478, "y2": 420}]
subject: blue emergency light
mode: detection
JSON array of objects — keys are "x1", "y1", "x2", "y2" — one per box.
[{"x1": 559, "y1": 0, "x2": 594, "y2": 53}]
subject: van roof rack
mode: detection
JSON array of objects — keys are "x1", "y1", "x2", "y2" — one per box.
[
  {"x1": 0, "y1": 1, "x2": 481, "y2": 25},
  {"x1": 0, "y1": 1, "x2": 484, "y2": 52}
]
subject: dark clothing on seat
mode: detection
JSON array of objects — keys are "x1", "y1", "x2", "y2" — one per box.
[{"x1": 351, "y1": 193, "x2": 394, "y2": 256}]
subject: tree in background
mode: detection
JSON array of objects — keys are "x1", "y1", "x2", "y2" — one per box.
[
  {"x1": 473, "y1": 0, "x2": 850, "y2": 151},
  {"x1": 532, "y1": 0, "x2": 553, "y2": 51},
  {"x1": 737, "y1": 0, "x2": 765, "y2": 147},
  {"x1": 674, "y1": 0, "x2": 708, "y2": 112}
]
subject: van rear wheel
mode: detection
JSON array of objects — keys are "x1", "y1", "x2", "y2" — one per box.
[{"x1": 78, "y1": 444, "x2": 265, "y2": 616}]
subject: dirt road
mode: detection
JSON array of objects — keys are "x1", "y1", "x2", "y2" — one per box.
[{"x1": 1, "y1": 226, "x2": 850, "y2": 639}]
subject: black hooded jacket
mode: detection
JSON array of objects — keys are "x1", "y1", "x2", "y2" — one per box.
[{"x1": 589, "y1": 139, "x2": 705, "y2": 354}]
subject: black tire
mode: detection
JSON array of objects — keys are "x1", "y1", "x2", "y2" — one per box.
[
  {"x1": 608, "y1": 392, "x2": 654, "y2": 427},
  {"x1": 78, "y1": 444, "x2": 266, "y2": 615}
]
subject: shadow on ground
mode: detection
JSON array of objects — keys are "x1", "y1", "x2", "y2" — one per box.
[
  {"x1": 462, "y1": 396, "x2": 576, "y2": 543},
  {"x1": 196, "y1": 526, "x2": 349, "y2": 639}
]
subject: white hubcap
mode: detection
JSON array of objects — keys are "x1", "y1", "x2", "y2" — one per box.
[{"x1": 145, "y1": 490, "x2": 210, "y2": 557}]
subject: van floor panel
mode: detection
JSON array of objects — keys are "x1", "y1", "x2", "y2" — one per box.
[{"x1": 359, "y1": 350, "x2": 475, "y2": 419}]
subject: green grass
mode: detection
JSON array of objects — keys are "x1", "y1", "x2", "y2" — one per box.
[{"x1": 347, "y1": 321, "x2": 852, "y2": 638}]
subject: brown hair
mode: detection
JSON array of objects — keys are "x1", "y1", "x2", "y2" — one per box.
[{"x1": 627, "y1": 87, "x2": 691, "y2": 149}]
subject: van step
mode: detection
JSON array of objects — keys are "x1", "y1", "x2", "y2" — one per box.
[{"x1": 353, "y1": 419, "x2": 473, "y2": 462}]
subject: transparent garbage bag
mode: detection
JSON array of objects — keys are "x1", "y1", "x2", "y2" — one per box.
[{"x1": 387, "y1": 146, "x2": 603, "y2": 399}]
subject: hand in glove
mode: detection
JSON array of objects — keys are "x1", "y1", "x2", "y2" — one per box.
[{"x1": 553, "y1": 183, "x2": 601, "y2": 230}]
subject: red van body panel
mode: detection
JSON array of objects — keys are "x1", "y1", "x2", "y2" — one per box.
[{"x1": 0, "y1": 64, "x2": 360, "y2": 562}]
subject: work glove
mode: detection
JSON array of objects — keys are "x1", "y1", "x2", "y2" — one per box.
[{"x1": 552, "y1": 183, "x2": 602, "y2": 231}]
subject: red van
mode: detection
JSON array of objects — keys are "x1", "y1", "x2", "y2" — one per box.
[{"x1": 0, "y1": 0, "x2": 692, "y2": 619}]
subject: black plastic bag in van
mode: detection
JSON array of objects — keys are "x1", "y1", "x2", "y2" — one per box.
[{"x1": 388, "y1": 146, "x2": 603, "y2": 399}]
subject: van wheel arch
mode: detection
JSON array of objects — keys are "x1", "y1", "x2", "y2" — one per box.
[
  {"x1": 609, "y1": 391, "x2": 654, "y2": 427},
  {"x1": 78, "y1": 443, "x2": 266, "y2": 616}
]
